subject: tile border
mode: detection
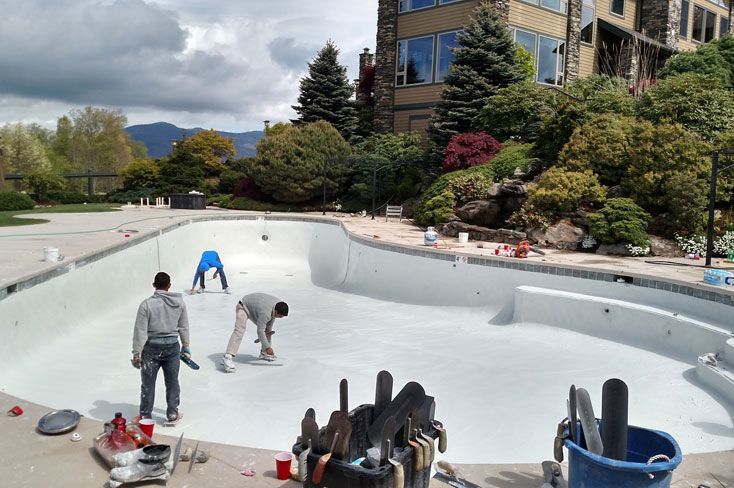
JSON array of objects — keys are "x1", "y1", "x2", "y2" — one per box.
[{"x1": 1, "y1": 214, "x2": 732, "y2": 307}]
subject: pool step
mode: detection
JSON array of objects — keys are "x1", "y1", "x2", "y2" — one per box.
[{"x1": 696, "y1": 340, "x2": 734, "y2": 404}]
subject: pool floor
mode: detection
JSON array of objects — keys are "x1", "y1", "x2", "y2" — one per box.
[{"x1": 2, "y1": 264, "x2": 732, "y2": 463}]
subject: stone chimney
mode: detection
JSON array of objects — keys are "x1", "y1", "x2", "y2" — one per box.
[
  {"x1": 639, "y1": 0, "x2": 681, "y2": 49},
  {"x1": 373, "y1": 0, "x2": 399, "y2": 133}
]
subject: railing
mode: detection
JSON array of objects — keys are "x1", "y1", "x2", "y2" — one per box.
[{"x1": 3, "y1": 170, "x2": 119, "y2": 195}]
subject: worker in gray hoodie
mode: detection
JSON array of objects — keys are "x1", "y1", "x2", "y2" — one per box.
[
  {"x1": 221, "y1": 292, "x2": 288, "y2": 372},
  {"x1": 131, "y1": 272, "x2": 191, "y2": 424}
]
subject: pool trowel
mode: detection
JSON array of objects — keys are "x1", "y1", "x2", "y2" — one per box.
[
  {"x1": 576, "y1": 388, "x2": 603, "y2": 455},
  {"x1": 434, "y1": 460, "x2": 481, "y2": 488}
]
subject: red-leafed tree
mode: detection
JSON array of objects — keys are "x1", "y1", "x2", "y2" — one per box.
[{"x1": 442, "y1": 132, "x2": 501, "y2": 173}]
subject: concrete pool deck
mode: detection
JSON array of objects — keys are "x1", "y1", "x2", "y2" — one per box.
[{"x1": 0, "y1": 206, "x2": 733, "y2": 487}]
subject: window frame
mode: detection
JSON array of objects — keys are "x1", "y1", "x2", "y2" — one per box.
[
  {"x1": 721, "y1": 16, "x2": 730, "y2": 37},
  {"x1": 513, "y1": 27, "x2": 565, "y2": 86},
  {"x1": 395, "y1": 34, "x2": 436, "y2": 87},
  {"x1": 692, "y1": 5, "x2": 718, "y2": 43},
  {"x1": 435, "y1": 29, "x2": 463, "y2": 83},
  {"x1": 399, "y1": 0, "x2": 465, "y2": 13},
  {"x1": 580, "y1": 0, "x2": 595, "y2": 44},
  {"x1": 518, "y1": 0, "x2": 568, "y2": 15},
  {"x1": 609, "y1": 0, "x2": 625, "y2": 18},
  {"x1": 680, "y1": 0, "x2": 690, "y2": 38}
]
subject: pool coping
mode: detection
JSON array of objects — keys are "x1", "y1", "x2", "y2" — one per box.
[{"x1": 1, "y1": 213, "x2": 732, "y2": 307}]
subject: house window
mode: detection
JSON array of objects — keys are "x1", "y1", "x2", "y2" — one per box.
[
  {"x1": 680, "y1": 0, "x2": 690, "y2": 37},
  {"x1": 705, "y1": 10, "x2": 717, "y2": 41},
  {"x1": 439, "y1": 0, "x2": 462, "y2": 4},
  {"x1": 400, "y1": 0, "x2": 435, "y2": 12},
  {"x1": 519, "y1": 0, "x2": 567, "y2": 14},
  {"x1": 513, "y1": 29, "x2": 564, "y2": 86},
  {"x1": 396, "y1": 36, "x2": 435, "y2": 86},
  {"x1": 538, "y1": 35, "x2": 565, "y2": 85},
  {"x1": 721, "y1": 16, "x2": 730, "y2": 37},
  {"x1": 610, "y1": 0, "x2": 624, "y2": 16},
  {"x1": 580, "y1": 0, "x2": 595, "y2": 43},
  {"x1": 693, "y1": 6, "x2": 717, "y2": 42},
  {"x1": 436, "y1": 31, "x2": 462, "y2": 82}
]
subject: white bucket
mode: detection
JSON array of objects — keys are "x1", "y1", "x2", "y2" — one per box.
[
  {"x1": 458, "y1": 232, "x2": 469, "y2": 245},
  {"x1": 43, "y1": 247, "x2": 59, "y2": 262}
]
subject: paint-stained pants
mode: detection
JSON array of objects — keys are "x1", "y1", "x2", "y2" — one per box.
[
  {"x1": 225, "y1": 303, "x2": 273, "y2": 356},
  {"x1": 139, "y1": 342, "x2": 180, "y2": 420},
  {"x1": 198, "y1": 267, "x2": 228, "y2": 290}
]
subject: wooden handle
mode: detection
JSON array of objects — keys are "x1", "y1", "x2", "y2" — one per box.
[
  {"x1": 437, "y1": 459, "x2": 456, "y2": 476},
  {"x1": 392, "y1": 463, "x2": 404, "y2": 488},
  {"x1": 312, "y1": 452, "x2": 331, "y2": 485},
  {"x1": 438, "y1": 427, "x2": 448, "y2": 453},
  {"x1": 409, "y1": 440, "x2": 423, "y2": 472}
]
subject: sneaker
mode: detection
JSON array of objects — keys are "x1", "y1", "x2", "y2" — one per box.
[
  {"x1": 164, "y1": 412, "x2": 182, "y2": 426},
  {"x1": 224, "y1": 288, "x2": 232, "y2": 295},
  {"x1": 197, "y1": 288, "x2": 204, "y2": 294},
  {"x1": 258, "y1": 351, "x2": 277, "y2": 361},
  {"x1": 221, "y1": 354, "x2": 236, "y2": 372}
]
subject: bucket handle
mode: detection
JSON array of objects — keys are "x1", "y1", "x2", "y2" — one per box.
[{"x1": 645, "y1": 454, "x2": 671, "y2": 479}]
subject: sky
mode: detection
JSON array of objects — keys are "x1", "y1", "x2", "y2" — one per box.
[{"x1": 0, "y1": 0, "x2": 377, "y2": 132}]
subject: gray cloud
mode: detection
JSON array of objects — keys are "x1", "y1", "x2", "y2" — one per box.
[{"x1": 0, "y1": 0, "x2": 377, "y2": 131}]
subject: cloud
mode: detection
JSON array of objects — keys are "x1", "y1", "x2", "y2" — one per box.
[{"x1": 0, "y1": 0, "x2": 377, "y2": 131}]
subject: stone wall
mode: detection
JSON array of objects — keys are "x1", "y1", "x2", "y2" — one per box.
[
  {"x1": 356, "y1": 48, "x2": 375, "y2": 106},
  {"x1": 565, "y1": 0, "x2": 582, "y2": 83},
  {"x1": 374, "y1": 0, "x2": 399, "y2": 133},
  {"x1": 639, "y1": 0, "x2": 681, "y2": 49}
]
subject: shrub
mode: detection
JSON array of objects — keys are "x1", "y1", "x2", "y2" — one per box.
[
  {"x1": 221, "y1": 197, "x2": 293, "y2": 212},
  {"x1": 413, "y1": 190, "x2": 456, "y2": 226},
  {"x1": 534, "y1": 100, "x2": 587, "y2": 165},
  {"x1": 714, "y1": 231, "x2": 734, "y2": 255},
  {"x1": 105, "y1": 189, "x2": 156, "y2": 204},
  {"x1": 47, "y1": 190, "x2": 88, "y2": 204},
  {"x1": 474, "y1": 82, "x2": 556, "y2": 142},
  {"x1": 490, "y1": 142, "x2": 536, "y2": 180},
  {"x1": 658, "y1": 39, "x2": 732, "y2": 85},
  {"x1": 0, "y1": 191, "x2": 35, "y2": 211},
  {"x1": 443, "y1": 132, "x2": 501, "y2": 173},
  {"x1": 525, "y1": 167, "x2": 606, "y2": 216},
  {"x1": 637, "y1": 73, "x2": 734, "y2": 141},
  {"x1": 588, "y1": 198, "x2": 651, "y2": 246},
  {"x1": 675, "y1": 234, "x2": 707, "y2": 255},
  {"x1": 559, "y1": 115, "x2": 638, "y2": 186},
  {"x1": 218, "y1": 170, "x2": 247, "y2": 194},
  {"x1": 567, "y1": 75, "x2": 636, "y2": 117},
  {"x1": 252, "y1": 120, "x2": 352, "y2": 203},
  {"x1": 120, "y1": 160, "x2": 161, "y2": 190},
  {"x1": 158, "y1": 147, "x2": 206, "y2": 194},
  {"x1": 23, "y1": 168, "x2": 66, "y2": 202}
]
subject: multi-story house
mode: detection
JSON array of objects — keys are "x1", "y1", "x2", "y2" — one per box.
[{"x1": 367, "y1": 0, "x2": 732, "y2": 134}]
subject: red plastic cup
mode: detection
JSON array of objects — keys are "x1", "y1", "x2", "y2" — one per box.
[
  {"x1": 7, "y1": 405, "x2": 23, "y2": 417},
  {"x1": 494, "y1": 249, "x2": 499, "y2": 255},
  {"x1": 274, "y1": 452, "x2": 292, "y2": 480},
  {"x1": 138, "y1": 418, "x2": 155, "y2": 438}
]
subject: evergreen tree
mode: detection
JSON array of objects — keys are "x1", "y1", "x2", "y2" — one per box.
[
  {"x1": 427, "y1": 1, "x2": 527, "y2": 155},
  {"x1": 292, "y1": 40, "x2": 358, "y2": 141}
]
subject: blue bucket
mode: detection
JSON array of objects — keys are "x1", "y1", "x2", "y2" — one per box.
[{"x1": 565, "y1": 422, "x2": 682, "y2": 488}]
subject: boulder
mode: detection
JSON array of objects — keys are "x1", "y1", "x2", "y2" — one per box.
[
  {"x1": 596, "y1": 243, "x2": 632, "y2": 256},
  {"x1": 486, "y1": 183, "x2": 502, "y2": 198},
  {"x1": 436, "y1": 221, "x2": 526, "y2": 244},
  {"x1": 400, "y1": 197, "x2": 421, "y2": 219},
  {"x1": 455, "y1": 200, "x2": 502, "y2": 227},
  {"x1": 649, "y1": 235, "x2": 680, "y2": 257},
  {"x1": 499, "y1": 180, "x2": 528, "y2": 198},
  {"x1": 542, "y1": 221, "x2": 585, "y2": 250}
]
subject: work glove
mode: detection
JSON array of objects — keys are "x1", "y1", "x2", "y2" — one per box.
[
  {"x1": 131, "y1": 355, "x2": 142, "y2": 369},
  {"x1": 182, "y1": 347, "x2": 192, "y2": 360}
]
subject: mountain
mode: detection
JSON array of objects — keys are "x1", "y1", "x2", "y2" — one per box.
[{"x1": 125, "y1": 122, "x2": 264, "y2": 159}]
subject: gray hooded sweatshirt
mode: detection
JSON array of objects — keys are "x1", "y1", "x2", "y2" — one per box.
[
  {"x1": 132, "y1": 291, "x2": 190, "y2": 355},
  {"x1": 241, "y1": 293, "x2": 280, "y2": 349}
]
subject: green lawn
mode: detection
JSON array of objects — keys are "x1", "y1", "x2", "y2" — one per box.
[{"x1": 0, "y1": 203, "x2": 121, "y2": 227}]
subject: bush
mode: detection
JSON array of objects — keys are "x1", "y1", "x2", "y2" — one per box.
[
  {"x1": 474, "y1": 82, "x2": 556, "y2": 142},
  {"x1": 567, "y1": 75, "x2": 636, "y2": 117},
  {"x1": 588, "y1": 198, "x2": 651, "y2": 246},
  {"x1": 221, "y1": 197, "x2": 293, "y2": 212},
  {"x1": 159, "y1": 146, "x2": 206, "y2": 194},
  {"x1": 534, "y1": 100, "x2": 587, "y2": 165},
  {"x1": 218, "y1": 170, "x2": 246, "y2": 194},
  {"x1": 443, "y1": 132, "x2": 501, "y2": 173},
  {"x1": 23, "y1": 168, "x2": 66, "y2": 202},
  {"x1": 559, "y1": 115, "x2": 638, "y2": 186},
  {"x1": 490, "y1": 142, "x2": 536, "y2": 180},
  {"x1": 659, "y1": 37, "x2": 733, "y2": 85},
  {"x1": 0, "y1": 191, "x2": 35, "y2": 211},
  {"x1": 105, "y1": 189, "x2": 156, "y2": 204},
  {"x1": 413, "y1": 190, "x2": 456, "y2": 226},
  {"x1": 120, "y1": 160, "x2": 160, "y2": 190},
  {"x1": 637, "y1": 73, "x2": 734, "y2": 141},
  {"x1": 252, "y1": 120, "x2": 352, "y2": 203},
  {"x1": 47, "y1": 190, "x2": 88, "y2": 204},
  {"x1": 525, "y1": 167, "x2": 606, "y2": 216}
]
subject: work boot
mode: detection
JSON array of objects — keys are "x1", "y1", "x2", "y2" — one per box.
[
  {"x1": 221, "y1": 354, "x2": 236, "y2": 372},
  {"x1": 224, "y1": 288, "x2": 232, "y2": 294}
]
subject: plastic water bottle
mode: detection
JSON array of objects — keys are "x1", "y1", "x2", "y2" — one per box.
[
  {"x1": 728, "y1": 248, "x2": 734, "y2": 262},
  {"x1": 111, "y1": 412, "x2": 127, "y2": 431}
]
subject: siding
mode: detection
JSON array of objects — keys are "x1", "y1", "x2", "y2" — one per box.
[
  {"x1": 395, "y1": 84, "x2": 444, "y2": 105},
  {"x1": 579, "y1": 44, "x2": 596, "y2": 77},
  {"x1": 509, "y1": 1, "x2": 568, "y2": 38},
  {"x1": 596, "y1": 0, "x2": 636, "y2": 31},
  {"x1": 679, "y1": 1, "x2": 730, "y2": 51},
  {"x1": 397, "y1": 1, "x2": 481, "y2": 38},
  {"x1": 394, "y1": 109, "x2": 434, "y2": 134}
]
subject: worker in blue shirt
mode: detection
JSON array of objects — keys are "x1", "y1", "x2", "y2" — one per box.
[{"x1": 189, "y1": 250, "x2": 231, "y2": 294}]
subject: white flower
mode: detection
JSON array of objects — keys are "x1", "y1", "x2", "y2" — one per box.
[
  {"x1": 626, "y1": 243, "x2": 650, "y2": 257},
  {"x1": 582, "y1": 235, "x2": 597, "y2": 249}
]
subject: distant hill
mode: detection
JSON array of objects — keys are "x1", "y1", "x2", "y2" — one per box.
[{"x1": 125, "y1": 122, "x2": 263, "y2": 159}]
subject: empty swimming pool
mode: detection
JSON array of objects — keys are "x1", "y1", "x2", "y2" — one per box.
[{"x1": 0, "y1": 217, "x2": 732, "y2": 463}]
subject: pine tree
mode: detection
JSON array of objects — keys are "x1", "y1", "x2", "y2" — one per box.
[
  {"x1": 427, "y1": 1, "x2": 527, "y2": 155},
  {"x1": 293, "y1": 41, "x2": 358, "y2": 142}
]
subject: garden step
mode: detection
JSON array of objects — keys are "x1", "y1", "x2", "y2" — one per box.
[{"x1": 696, "y1": 353, "x2": 734, "y2": 405}]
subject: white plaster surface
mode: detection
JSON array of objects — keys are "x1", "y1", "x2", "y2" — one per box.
[{"x1": 0, "y1": 220, "x2": 732, "y2": 464}]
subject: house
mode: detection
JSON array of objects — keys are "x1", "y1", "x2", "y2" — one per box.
[{"x1": 366, "y1": 0, "x2": 732, "y2": 134}]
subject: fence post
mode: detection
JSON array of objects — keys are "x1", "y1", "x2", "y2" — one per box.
[{"x1": 87, "y1": 169, "x2": 94, "y2": 196}]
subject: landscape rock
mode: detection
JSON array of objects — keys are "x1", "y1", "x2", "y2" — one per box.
[
  {"x1": 499, "y1": 180, "x2": 528, "y2": 198},
  {"x1": 455, "y1": 200, "x2": 502, "y2": 228},
  {"x1": 540, "y1": 221, "x2": 585, "y2": 250},
  {"x1": 436, "y1": 221, "x2": 526, "y2": 244},
  {"x1": 649, "y1": 235, "x2": 680, "y2": 257},
  {"x1": 596, "y1": 243, "x2": 632, "y2": 256},
  {"x1": 487, "y1": 183, "x2": 502, "y2": 198}
]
